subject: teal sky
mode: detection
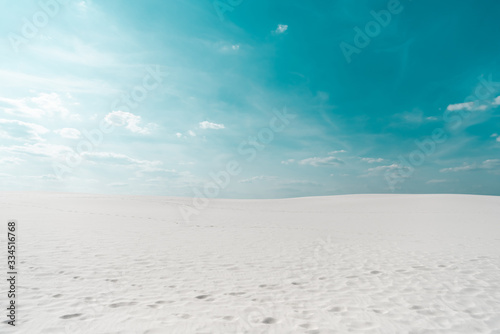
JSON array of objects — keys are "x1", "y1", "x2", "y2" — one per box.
[{"x1": 1, "y1": 0, "x2": 499, "y2": 198}]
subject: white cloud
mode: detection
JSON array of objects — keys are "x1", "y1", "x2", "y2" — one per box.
[
  {"x1": 274, "y1": 24, "x2": 288, "y2": 34},
  {"x1": 81, "y1": 151, "x2": 157, "y2": 166},
  {"x1": 108, "y1": 182, "x2": 128, "y2": 187},
  {"x1": 0, "y1": 157, "x2": 24, "y2": 165},
  {"x1": 0, "y1": 93, "x2": 75, "y2": 119},
  {"x1": 440, "y1": 163, "x2": 477, "y2": 173},
  {"x1": 32, "y1": 93, "x2": 69, "y2": 117},
  {"x1": 77, "y1": 0, "x2": 89, "y2": 11},
  {"x1": 175, "y1": 132, "x2": 183, "y2": 138},
  {"x1": 199, "y1": 121, "x2": 225, "y2": 130},
  {"x1": 81, "y1": 151, "x2": 176, "y2": 177},
  {"x1": 446, "y1": 102, "x2": 474, "y2": 111},
  {"x1": 281, "y1": 179, "x2": 320, "y2": 186},
  {"x1": 298, "y1": 156, "x2": 344, "y2": 167},
  {"x1": 0, "y1": 119, "x2": 49, "y2": 141},
  {"x1": 482, "y1": 159, "x2": 500, "y2": 169},
  {"x1": 446, "y1": 94, "x2": 500, "y2": 112},
  {"x1": 364, "y1": 163, "x2": 400, "y2": 175},
  {"x1": 361, "y1": 157, "x2": 384, "y2": 163},
  {"x1": 391, "y1": 109, "x2": 439, "y2": 126},
  {"x1": 215, "y1": 41, "x2": 241, "y2": 53},
  {"x1": 54, "y1": 128, "x2": 81, "y2": 139},
  {"x1": 0, "y1": 143, "x2": 73, "y2": 159},
  {"x1": 328, "y1": 150, "x2": 346, "y2": 154},
  {"x1": 104, "y1": 110, "x2": 156, "y2": 134},
  {"x1": 282, "y1": 154, "x2": 344, "y2": 167},
  {"x1": 396, "y1": 109, "x2": 424, "y2": 123},
  {"x1": 440, "y1": 159, "x2": 500, "y2": 173},
  {"x1": 188, "y1": 130, "x2": 196, "y2": 137},
  {"x1": 281, "y1": 159, "x2": 295, "y2": 165},
  {"x1": 24, "y1": 174, "x2": 59, "y2": 181},
  {"x1": 238, "y1": 175, "x2": 276, "y2": 184}
]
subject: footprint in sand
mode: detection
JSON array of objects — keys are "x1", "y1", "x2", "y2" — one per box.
[
  {"x1": 60, "y1": 313, "x2": 82, "y2": 319},
  {"x1": 195, "y1": 294, "x2": 210, "y2": 299},
  {"x1": 262, "y1": 317, "x2": 277, "y2": 324}
]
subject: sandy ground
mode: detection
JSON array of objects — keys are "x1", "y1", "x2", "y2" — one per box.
[{"x1": 0, "y1": 192, "x2": 499, "y2": 333}]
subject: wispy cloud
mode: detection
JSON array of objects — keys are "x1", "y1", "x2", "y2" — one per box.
[
  {"x1": 238, "y1": 175, "x2": 277, "y2": 183},
  {"x1": 391, "y1": 109, "x2": 439, "y2": 126},
  {"x1": 360, "y1": 157, "x2": 384, "y2": 163},
  {"x1": 0, "y1": 93, "x2": 78, "y2": 120},
  {"x1": 108, "y1": 182, "x2": 128, "y2": 187},
  {"x1": 440, "y1": 159, "x2": 500, "y2": 173},
  {"x1": 81, "y1": 151, "x2": 176, "y2": 177},
  {"x1": 0, "y1": 157, "x2": 24, "y2": 165},
  {"x1": 363, "y1": 163, "x2": 400, "y2": 176},
  {"x1": 81, "y1": 151, "x2": 159, "y2": 167},
  {"x1": 199, "y1": 121, "x2": 225, "y2": 130},
  {"x1": 281, "y1": 159, "x2": 295, "y2": 165},
  {"x1": 217, "y1": 42, "x2": 241, "y2": 53},
  {"x1": 274, "y1": 24, "x2": 288, "y2": 34},
  {"x1": 0, "y1": 119, "x2": 49, "y2": 141},
  {"x1": 328, "y1": 150, "x2": 346, "y2": 154},
  {"x1": 282, "y1": 153, "x2": 345, "y2": 167},
  {"x1": 280, "y1": 179, "x2": 320, "y2": 186},
  {"x1": 446, "y1": 102, "x2": 475, "y2": 111},
  {"x1": 105, "y1": 111, "x2": 156, "y2": 134},
  {"x1": 298, "y1": 156, "x2": 344, "y2": 167},
  {"x1": 0, "y1": 143, "x2": 72, "y2": 159},
  {"x1": 54, "y1": 128, "x2": 81, "y2": 139},
  {"x1": 446, "y1": 94, "x2": 500, "y2": 112}
]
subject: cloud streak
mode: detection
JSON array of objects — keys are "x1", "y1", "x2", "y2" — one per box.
[
  {"x1": 199, "y1": 121, "x2": 225, "y2": 130},
  {"x1": 105, "y1": 111, "x2": 156, "y2": 134}
]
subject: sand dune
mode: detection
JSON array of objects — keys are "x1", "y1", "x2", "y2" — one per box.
[{"x1": 1, "y1": 193, "x2": 499, "y2": 333}]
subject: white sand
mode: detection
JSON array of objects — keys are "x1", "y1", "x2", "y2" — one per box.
[{"x1": 1, "y1": 192, "x2": 500, "y2": 333}]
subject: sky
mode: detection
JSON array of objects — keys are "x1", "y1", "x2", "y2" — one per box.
[{"x1": 0, "y1": 0, "x2": 499, "y2": 198}]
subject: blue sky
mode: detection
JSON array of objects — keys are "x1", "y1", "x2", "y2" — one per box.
[{"x1": 1, "y1": 0, "x2": 499, "y2": 198}]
